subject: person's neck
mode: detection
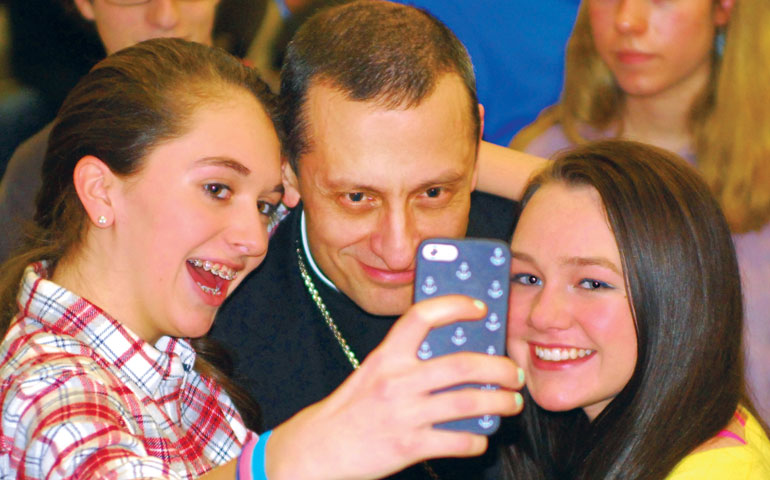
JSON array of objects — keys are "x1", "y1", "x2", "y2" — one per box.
[
  {"x1": 621, "y1": 95, "x2": 693, "y2": 154},
  {"x1": 51, "y1": 240, "x2": 157, "y2": 344},
  {"x1": 620, "y1": 66, "x2": 710, "y2": 155},
  {"x1": 51, "y1": 247, "x2": 103, "y2": 307}
]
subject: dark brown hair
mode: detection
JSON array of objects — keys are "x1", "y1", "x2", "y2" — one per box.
[
  {"x1": 279, "y1": 0, "x2": 479, "y2": 172},
  {"x1": 0, "y1": 38, "x2": 279, "y2": 429},
  {"x1": 504, "y1": 140, "x2": 753, "y2": 479}
]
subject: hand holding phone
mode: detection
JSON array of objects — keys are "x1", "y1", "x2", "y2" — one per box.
[{"x1": 413, "y1": 237, "x2": 510, "y2": 434}]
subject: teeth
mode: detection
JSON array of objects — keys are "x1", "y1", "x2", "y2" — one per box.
[
  {"x1": 187, "y1": 259, "x2": 238, "y2": 281},
  {"x1": 535, "y1": 345, "x2": 594, "y2": 362},
  {"x1": 196, "y1": 282, "x2": 222, "y2": 296}
]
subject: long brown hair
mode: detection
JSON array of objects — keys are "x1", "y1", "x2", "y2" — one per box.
[
  {"x1": 512, "y1": 0, "x2": 770, "y2": 233},
  {"x1": 0, "y1": 38, "x2": 280, "y2": 429},
  {"x1": 504, "y1": 140, "x2": 753, "y2": 479}
]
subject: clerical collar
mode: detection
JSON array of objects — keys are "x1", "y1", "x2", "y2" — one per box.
[{"x1": 300, "y1": 209, "x2": 339, "y2": 292}]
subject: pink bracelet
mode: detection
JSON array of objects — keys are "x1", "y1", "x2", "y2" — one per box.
[
  {"x1": 237, "y1": 431, "x2": 272, "y2": 480},
  {"x1": 237, "y1": 435, "x2": 258, "y2": 480}
]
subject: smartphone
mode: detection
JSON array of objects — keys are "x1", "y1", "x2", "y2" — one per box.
[{"x1": 413, "y1": 237, "x2": 510, "y2": 435}]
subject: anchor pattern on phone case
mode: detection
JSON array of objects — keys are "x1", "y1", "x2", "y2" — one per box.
[{"x1": 413, "y1": 239, "x2": 510, "y2": 435}]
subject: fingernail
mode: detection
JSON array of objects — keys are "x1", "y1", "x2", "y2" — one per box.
[
  {"x1": 517, "y1": 367, "x2": 525, "y2": 384},
  {"x1": 473, "y1": 300, "x2": 485, "y2": 310},
  {"x1": 514, "y1": 392, "x2": 523, "y2": 407}
]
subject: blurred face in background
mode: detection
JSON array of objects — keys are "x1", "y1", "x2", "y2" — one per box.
[
  {"x1": 73, "y1": 0, "x2": 219, "y2": 54},
  {"x1": 587, "y1": 0, "x2": 732, "y2": 100}
]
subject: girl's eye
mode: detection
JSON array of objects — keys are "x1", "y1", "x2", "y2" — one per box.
[
  {"x1": 204, "y1": 183, "x2": 231, "y2": 200},
  {"x1": 512, "y1": 273, "x2": 542, "y2": 286},
  {"x1": 578, "y1": 278, "x2": 613, "y2": 290},
  {"x1": 257, "y1": 201, "x2": 278, "y2": 217}
]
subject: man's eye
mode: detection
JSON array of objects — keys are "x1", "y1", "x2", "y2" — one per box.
[
  {"x1": 347, "y1": 192, "x2": 365, "y2": 202},
  {"x1": 512, "y1": 273, "x2": 541, "y2": 286},
  {"x1": 204, "y1": 183, "x2": 231, "y2": 200},
  {"x1": 426, "y1": 187, "x2": 442, "y2": 198}
]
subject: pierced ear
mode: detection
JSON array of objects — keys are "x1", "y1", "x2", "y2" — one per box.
[
  {"x1": 73, "y1": 155, "x2": 116, "y2": 228},
  {"x1": 714, "y1": 0, "x2": 735, "y2": 26},
  {"x1": 281, "y1": 160, "x2": 301, "y2": 208},
  {"x1": 73, "y1": 0, "x2": 96, "y2": 21}
]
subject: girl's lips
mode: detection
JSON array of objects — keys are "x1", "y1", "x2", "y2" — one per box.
[
  {"x1": 615, "y1": 50, "x2": 655, "y2": 65},
  {"x1": 185, "y1": 261, "x2": 231, "y2": 307},
  {"x1": 528, "y1": 343, "x2": 596, "y2": 371}
]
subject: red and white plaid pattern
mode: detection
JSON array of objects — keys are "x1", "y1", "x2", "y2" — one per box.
[{"x1": 0, "y1": 263, "x2": 251, "y2": 479}]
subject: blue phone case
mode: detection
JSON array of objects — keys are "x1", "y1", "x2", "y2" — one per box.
[{"x1": 413, "y1": 237, "x2": 510, "y2": 435}]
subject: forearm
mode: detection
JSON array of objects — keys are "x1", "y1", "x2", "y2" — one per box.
[{"x1": 476, "y1": 141, "x2": 547, "y2": 201}]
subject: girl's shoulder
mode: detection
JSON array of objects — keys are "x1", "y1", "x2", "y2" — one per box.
[
  {"x1": 666, "y1": 408, "x2": 770, "y2": 479},
  {"x1": 510, "y1": 109, "x2": 610, "y2": 159}
]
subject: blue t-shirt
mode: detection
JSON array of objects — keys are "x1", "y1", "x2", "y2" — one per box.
[{"x1": 391, "y1": 0, "x2": 580, "y2": 146}]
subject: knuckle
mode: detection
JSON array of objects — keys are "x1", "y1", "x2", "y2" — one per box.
[
  {"x1": 410, "y1": 303, "x2": 435, "y2": 328},
  {"x1": 447, "y1": 354, "x2": 476, "y2": 377},
  {"x1": 447, "y1": 433, "x2": 485, "y2": 456},
  {"x1": 390, "y1": 433, "x2": 422, "y2": 458},
  {"x1": 370, "y1": 376, "x2": 400, "y2": 401},
  {"x1": 450, "y1": 391, "x2": 479, "y2": 415}
]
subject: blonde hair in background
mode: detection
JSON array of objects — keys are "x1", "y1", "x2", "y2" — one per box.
[{"x1": 513, "y1": 0, "x2": 770, "y2": 233}]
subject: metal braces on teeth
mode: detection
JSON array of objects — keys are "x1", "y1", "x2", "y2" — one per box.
[
  {"x1": 188, "y1": 259, "x2": 237, "y2": 281},
  {"x1": 196, "y1": 282, "x2": 222, "y2": 296}
]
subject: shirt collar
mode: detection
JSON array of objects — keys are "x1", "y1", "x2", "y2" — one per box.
[
  {"x1": 300, "y1": 208, "x2": 339, "y2": 292},
  {"x1": 17, "y1": 262, "x2": 196, "y2": 398}
]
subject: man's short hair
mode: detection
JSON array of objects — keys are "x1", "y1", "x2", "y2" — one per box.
[{"x1": 280, "y1": 0, "x2": 480, "y2": 171}]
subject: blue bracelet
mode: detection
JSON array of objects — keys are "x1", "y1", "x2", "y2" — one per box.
[{"x1": 251, "y1": 429, "x2": 272, "y2": 480}]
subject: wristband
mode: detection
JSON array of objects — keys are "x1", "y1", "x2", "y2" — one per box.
[
  {"x1": 251, "y1": 430, "x2": 272, "y2": 480},
  {"x1": 236, "y1": 430, "x2": 272, "y2": 480}
]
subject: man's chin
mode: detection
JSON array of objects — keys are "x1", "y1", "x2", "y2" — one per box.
[{"x1": 344, "y1": 287, "x2": 413, "y2": 318}]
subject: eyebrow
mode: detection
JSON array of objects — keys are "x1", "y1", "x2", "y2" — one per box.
[
  {"x1": 194, "y1": 157, "x2": 251, "y2": 176},
  {"x1": 511, "y1": 251, "x2": 623, "y2": 276},
  {"x1": 324, "y1": 169, "x2": 467, "y2": 193}
]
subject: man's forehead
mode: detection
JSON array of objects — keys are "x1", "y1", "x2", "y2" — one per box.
[
  {"x1": 301, "y1": 92, "x2": 473, "y2": 166},
  {"x1": 301, "y1": 76, "x2": 477, "y2": 156},
  {"x1": 304, "y1": 74, "x2": 474, "y2": 115}
]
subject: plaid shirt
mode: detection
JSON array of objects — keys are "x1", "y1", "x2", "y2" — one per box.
[{"x1": 0, "y1": 263, "x2": 251, "y2": 479}]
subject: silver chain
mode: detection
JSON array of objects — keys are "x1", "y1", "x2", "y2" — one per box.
[
  {"x1": 295, "y1": 247, "x2": 440, "y2": 480},
  {"x1": 296, "y1": 248, "x2": 360, "y2": 369}
]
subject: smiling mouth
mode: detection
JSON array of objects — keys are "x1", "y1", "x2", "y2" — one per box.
[
  {"x1": 358, "y1": 262, "x2": 415, "y2": 285},
  {"x1": 187, "y1": 258, "x2": 238, "y2": 297},
  {"x1": 534, "y1": 346, "x2": 595, "y2": 362}
]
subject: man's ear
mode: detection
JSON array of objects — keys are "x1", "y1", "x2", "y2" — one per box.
[
  {"x1": 470, "y1": 103, "x2": 485, "y2": 191},
  {"x1": 478, "y1": 103, "x2": 485, "y2": 141},
  {"x1": 282, "y1": 160, "x2": 301, "y2": 208},
  {"x1": 73, "y1": 155, "x2": 116, "y2": 227},
  {"x1": 714, "y1": 0, "x2": 735, "y2": 26},
  {"x1": 73, "y1": 0, "x2": 96, "y2": 21}
]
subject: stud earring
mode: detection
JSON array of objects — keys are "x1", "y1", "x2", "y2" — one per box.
[{"x1": 97, "y1": 215, "x2": 107, "y2": 225}]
